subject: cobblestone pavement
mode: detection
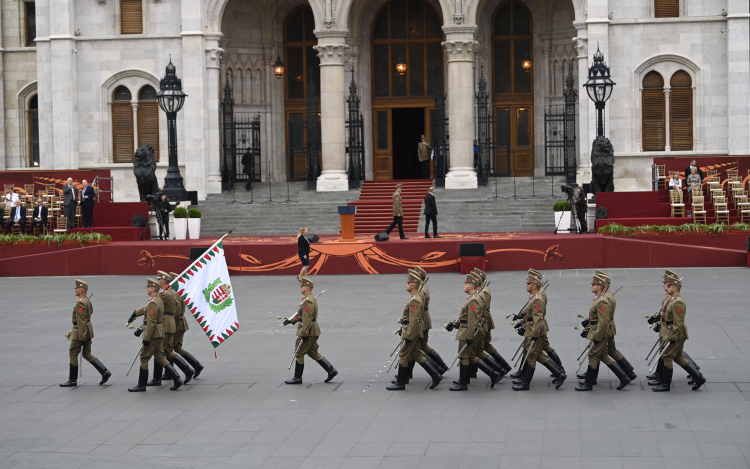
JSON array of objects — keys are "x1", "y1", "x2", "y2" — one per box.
[{"x1": 2, "y1": 268, "x2": 749, "y2": 468}]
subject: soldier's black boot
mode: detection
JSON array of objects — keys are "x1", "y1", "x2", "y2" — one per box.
[
  {"x1": 648, "y1": 359, "x2": 664, "y2": 386},
  {"x1": 547, "y1": 351, "x2": 566, "y2": 378},
  {"x1": 419, "y1": 360, "x2": 443, "y2": 389},
  {"x1": 490, "y1": 351, "x2": 512, "y2": 373},
  {"x1": 182, "y1": 352, "x2": 204, "y2": 378},
  {"x1": 59, "y1": 364, "x2": 78, "y2": 387},
  {"x1": 172, "y1": 355, "x2": 195, "y2": 384},
  {"x1": 469, "y1": 362, "x2": 478, "y2": 379},
  {"x1": 511, "y1": 363, "x2": 535, "y2": 391},
  {"x1": 512, "y1": 363, "x2": 529, "y2": 385},
  {"x1": 683, "y1": 352, "x2": 700, "y2": 384},
  {"x1": 542, "y1": 360, "x2": 567, "y2": 389},
  {"x1": 423, "y1": 355, "x2": 443, "y2": 378},
  {"x1": 128, "y1": 367, "x2": 148, "y2": 392},
  {"x1": 616, "y1": 354, "x2": 637, "y2": 381},
  {"x1": 147, "y1": 362, "x2": 163, "y2": 386},
  {"x1": 427, "y1": 350, "x2": 449, "y2": 374},
  {"x1": 90, "y1": 359, "x2": 112, "y2": 385},
  {"x1": 575, "y1": 366, "x2": 597, "y2": 391},
  {"x1": 683, "y1": 362, "x2": 706, "y2": 390},
  {"x1": 477, "y1": 359, "x2": 501, "y2": 388},
  {"x1": 647, "y1": 358, "x2": 662, "y2": 381},
  {"x1": 484, "y1": 356, "x2": 507, "y2": 380},
  {"x1": 285, "y1": 362, "x2": 304, "y2": 385},
  {"x1": 449, "y1": 364, "x2": 469, "y2": 391},
  {"x1": 393, "y1": 361, "x2": 411, "y2": 384},
  {"x1": 316, "y1": 357, "x2": 338, "y2": 383},
  {"x1": 607, "y1": 361, "x2": 631, "y2": 390},
  {"x1": 652, "y1": 365, "x2": 672, "y2": 392},
  {"x1": 509, "y1": 366, "x2": 524, "y2": 379},
  {"x1": 164, "y1": 364, "x2": 183, "y2": 391},
  {"x1": 387, "y1": 364, "x2": 407, "y2": 391}
]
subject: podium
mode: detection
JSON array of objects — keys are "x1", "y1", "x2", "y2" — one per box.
[{"x1": 338, "y1": 206, "x2": 357, "y2": 242}]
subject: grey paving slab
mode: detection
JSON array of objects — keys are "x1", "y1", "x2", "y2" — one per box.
[{"x1": 1, "y1": 268, "x2": 749, "y2": 468}]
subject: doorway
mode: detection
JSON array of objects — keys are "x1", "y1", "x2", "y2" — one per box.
[{"x1": 392, "y1": 107, "x2": 425, "y2": 180}]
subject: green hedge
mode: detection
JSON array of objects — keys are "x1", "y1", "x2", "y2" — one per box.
[
  {"x1": 598, "y1": 222, "x2": 750, "y2": 237},
  {"x1": 553, "y1": 201, "x2": 572, "y2": 212},
  {"x1": 0, "y1": 232, "x2": 113, "y2": 245}
]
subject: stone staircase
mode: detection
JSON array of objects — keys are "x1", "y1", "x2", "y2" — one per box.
[{"x1": 197, "y1": 178, "x2": 567, "y2": 237}]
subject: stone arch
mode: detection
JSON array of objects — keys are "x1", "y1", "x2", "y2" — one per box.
[
  {"x1": 342, "y1": 0, "x2": 450, "y2": 34},
  {"x1": 16, "y1": 81, "x2": 38, "y2": 168},
  {"x1": 220, "y1": 0, "x2": 265, "y2": 41},
  {"x1": 207, "y1": 0, "x2": 324, "y2": 37},
  {"x1": 468, "y1": 0, "x2": 583, "y2": 27}
]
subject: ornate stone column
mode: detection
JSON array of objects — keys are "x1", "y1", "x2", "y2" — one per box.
[
  {"x1": 442, "y1": 27, "x2": 478, "y2": 189},
  {"x1": 663, "y1": 88, "x2": 671, "y2": 152},
  {"x1": 314, "y1": 32, "x2": 350, "y2": 191},
  {"x1": 205, "y1": 37, "x2": 224, "y2": 194}
]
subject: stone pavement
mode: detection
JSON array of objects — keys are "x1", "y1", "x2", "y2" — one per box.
[{"x1": 1, "y1": 268, "x2": 749, "y2": 469}]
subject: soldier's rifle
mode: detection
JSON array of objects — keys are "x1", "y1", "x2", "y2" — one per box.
[
  {"x1": 126, "y1": 346, "x2": 143, "y2": 376},
  {"x1": 517, "y1": 338, "x2": 536, "y2": 369},
  {"x1": 648, "y1": 342, "x2": 671, "y2": 372},
  {"x1": 449, "y1": 327, "x2": 480, "y2": 369},
  {"x1": 645, "y1": 336, "x2": 662, "y2": 361},
  {"x1": 386, "y1": 341, "x2": 404, "y2": 373},
  {"x1": 505, "y1": 281, "x2": 549, "y2": 320},
  {"x1": 511, "y1": 338, "x2": 527, "y2": 361}
]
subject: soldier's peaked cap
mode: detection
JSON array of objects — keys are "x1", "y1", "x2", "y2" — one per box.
[
  {"x1": 527, "y1": 269, "x2": 542, "y2": 285},
  {"x1": 74, "y1": 279, "x2": 88, "y2": 290},
  {"x1": 473, "y1": 268, "x2": 487, "y2": 280},
  {"x1": 421, "y1": 134, "x2": 426, "y2": 139},
  {"x1": 595, "y1": 270, "x2": 611, "y2": 281},
  {"x1": 413, "y1": 266, "x2": 427, "y2": 279},
  {"x1": 465, "y1": 273, "x2": 482, "y2": 287},
  {"x1": 146, "y1": 278, "x2": 159, "y2": 288},
  {"x1": 664, "y1": 275, "x2": 682, "y2": 287},
  {"x1": 592, "y1": 273, "x2": 607, "y2": 287},
  {"x1": 407, "y1": 271, "x2": 423, "y2": 285},
  {"x1": 395, "y1": 183, "x2": 402, "y2": 189},
  {"x1": 157, "y1": 271, "x2": 170, "y2": 280},
  {"x1": 169, "y1": 272, "x2": 179, "y2": 280},
  {"x1": 300, "y1": 277, "x2": 314, "y2": 289}
]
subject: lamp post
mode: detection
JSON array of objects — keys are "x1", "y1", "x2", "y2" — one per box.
[
  {"x1": 583, "y1": 44, "x2": 615, "y2": 137},
  {"x1": 157, "y1": 59, "x2": 188, "y2": 201}
]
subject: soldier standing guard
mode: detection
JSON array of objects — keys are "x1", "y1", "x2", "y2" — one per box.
[
  {"x1": 169, "y1": 272, "x2": 205, "y2": 378},
  {"x1": 412, "y1": 267, "x2": 449, "y2": 373},
  {"x1": 418, "y1": 135, "x2": 433, "y2": 179},
  {"x1": 388, "y1": 272, "x2": 442, "y2": 390},
  {"x1": 283, "y1": 277, "x2": 338, "y2": 384},
  {"x1": 128, "y1": 278, "x2": 183, "y2": 392},
  {"x1": 651, "y1": 272, "x2": 706, "y2": 392},
  {"x1": 60, "y1": 279, "x2": 112, "y2": 387}
]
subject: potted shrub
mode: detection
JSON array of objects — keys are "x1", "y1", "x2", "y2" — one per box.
[
  {"x1": 39, "y1": 234, "x2": 55, "y2": 246},
  {"x1": 553, "y1": 201, "x2": 572, "y2": 234},
  {"x1": 0, "y1": 234, "x2": 11, "y2": 246},
  {"x1": 63, "y1": 233, "x2": 84, "y2": 244},
  {"x1": 658, "y1": 225, "x2": 679, "y2": 235},
  {"x1": 87, "y1": 232, "x2": 111, "y2": 244},
  {"x1": 15, "y1": 234, "x2": 37, "y2": 245},
  {"x1": 635, "y1": 225, "x2": 656, "y2": 235},
  {"x1": 705, "y1": 223, "x2": 727, "y2": 235},
  {"x1": 679, "y1": 223, "x2": 701, "y2": 235},
  {"x1": 188, "y1": 208, "x2": 202, "y2": 240},
  {"x1": 730, "y1": 222, "x2": 750, "y2": 233},
  {"x1": 173, "y1": 206, "x2": 188, "y2": 240}
]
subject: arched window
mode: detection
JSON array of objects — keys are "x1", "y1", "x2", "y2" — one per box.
[
  {"x1": 642, "y1": 71, "x2": 665, "y2": 151},
  {"x1": 284, "y1": 6, "x2": 319, "y2": 100},
  {"x1": 28, "y1": 95, "x2": 39, "y2": 166},
  {"x1": 493, "y1": 0, "x2": 532, "y2": 95},
  {"x1": 655, "y1": 0, "x2": 679, "y2": 18},
  {"x1": 112, "y1": 86, "x2": 134, "y2": 162},
  {"x1": 121, "y1": 0, "x2": 143, "y2": 34},
  {"x1": 371, "y1": 0, "x2": 443, "y2": 98},
  {"x1": 670, "y1": 71, "x2": 692, "y2": 151},
  {"x1": 138, "y1": 85, "x2": 159, "y2": 160}
]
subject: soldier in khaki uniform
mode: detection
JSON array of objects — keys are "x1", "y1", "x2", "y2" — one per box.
[
  {"x1": 283, "y1": 277, "x2": 338, "y2": 384},
  {"x1": 512, "y1": 270, "x2": 566, "y2": 390},
  {"x1": 646, "y1": 270, "x2": 675, "y2": 383},
  {"x1": 413, "y1": 266, "x2": 449, "y2": 374},
  {"x1": 128, "y1": 279, "x2": 183, "y2": 392},
  {"x1": 464, "y1": 272, "x2": 506, "y2": 382},
  {"x1": 60, "y1": 279, "x2": 112, "y2": 387},
  {"x1": 154, "y1": 272, "x2": 195, "y2": 384},
  {"x1": 418, "y1": 134, "x2": 433, "y2": 179},
  {"x1": 388, "y1": 272, "x2": 442, "y2": 390},
  {"x1": 384, "y1": 184, "x2": 407, "y2": 239},
  {"x1": 652, "y1": 273, "x2": 706, "y2": 392},
  {"x1": 576, "y1": 274, "x2": 630, "y2": 391},
  {"x1": 449, "y1": 273, "x2": 501, "y2": 391},
  {"x1": 169, "y1": 272, "x2": 205, "y2": 378},
  {"x1": 474, "y1": 268, "x2": 512, "y2": 375}
]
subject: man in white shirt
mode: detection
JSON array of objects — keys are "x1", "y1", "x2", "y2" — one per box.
[{"x1": 4, "y1": 188, "x2": 19, "y2": 208}]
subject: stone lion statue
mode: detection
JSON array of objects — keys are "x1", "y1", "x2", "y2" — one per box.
[
  {"x1": 590, "y1": 136, "x2": 615, "y2": 193},
  {"x1": 133, "y1": 144, "x2": 160, "y2": 202}
]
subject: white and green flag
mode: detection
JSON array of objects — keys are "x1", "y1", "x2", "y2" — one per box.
[{"x1": 171, "y1": 239, "x2": 239, "y2": 349}]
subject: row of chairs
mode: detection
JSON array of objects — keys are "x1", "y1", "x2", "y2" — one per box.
[
  {"x1": 658, "y1": 166, "x2": 750, "y2": 191},
  {"x1": 671, "y1": 189, "x2": 750, "y2": 222}
]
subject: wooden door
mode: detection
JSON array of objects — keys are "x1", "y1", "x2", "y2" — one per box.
[
  {"x1": 495, "y1": 104, "x2": 534, "y2": 176},
  {"x1": 373, "y1": 109, "x2": 392, "y2": 179}
]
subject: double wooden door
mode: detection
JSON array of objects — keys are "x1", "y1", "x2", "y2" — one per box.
[{"x1": 493, "y1": 103, "x2": 534, "y2": 177}]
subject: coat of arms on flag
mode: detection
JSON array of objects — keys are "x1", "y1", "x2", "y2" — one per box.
[{"x1": 171, "y1": 239, "x2": 239, "y2": 349}]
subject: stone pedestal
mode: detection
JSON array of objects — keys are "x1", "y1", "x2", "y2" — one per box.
[
  {"x1": 443, "y1": 29, "x2": 478, "y2": 190},
  {"x1": 315, "y1": 33, "x2": 349, "y2": 192}
]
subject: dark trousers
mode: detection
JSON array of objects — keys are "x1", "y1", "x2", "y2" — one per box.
[
  {"x1": 6, "y1": 220, "x2": 25, "y2": 234},
  {"x1": 82, "y1": 205, "x2": 94, "y2": 228},
  {"x1": 421, "y1": 160, "x2": 431, "y2": 179},
  {"x1": 244, "y1": 172, "x2": 253, "y2": 191},
  {"x1": 576, "y1": 208, "x2": 588, "y2": 233},
  {"x1": 385, "y1": 216, "x2": 405, "y2": 239},
  {"x1": 425, "y1": 215, "x2": 437, "y2": 236},
  {"x1": 159, "y1": 215, "x2": 170, "y2": 240},
  {"x1": 64, "y1": 203, "x2": 76, "y2": 227},
  {"x1": 30, "y1": 220, "x2": 47, "y2": 235}
]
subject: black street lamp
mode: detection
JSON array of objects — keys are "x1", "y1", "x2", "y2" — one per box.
[
  {"x1": 157, "y1": 58, "x2": 188, "y2": 201},
  {"x1": 583, "y1": 43, "x2": 615, "y2": 137}
]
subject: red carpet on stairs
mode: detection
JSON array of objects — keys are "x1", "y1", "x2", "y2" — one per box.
[{"x1": 348, "y1": 180, "x2": 432, "y2": 235}]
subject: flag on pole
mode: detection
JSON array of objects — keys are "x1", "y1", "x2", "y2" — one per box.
[{"x1": 171, "y1": 239, "x2": 238, "y2": 349}]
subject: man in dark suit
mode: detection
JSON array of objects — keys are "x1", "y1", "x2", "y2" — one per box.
[
  {"x1": 30, "y1": 198, "x2": 48, "y2": 235},
  {"x1": 241, "y1": 148, "x2": 254, "y2": 191},
  {"x1": 156, "y1": 194, "x2": 174, "y2": 240},
  {"x1": 423, "y1": 187, "x2": 440, "y2": 239},
  {"x1": 684, "y1": 159, "x2": 704, "y2": 183},
  {"x1": 6, "y1": 200, "x2": 26, "y2": 234},
  {"x1": 62, "y1": 177, "x2": 78, "y2": 228},
  {"x1": 81, "y1": 179, "x2": 96, "y2": 228}
]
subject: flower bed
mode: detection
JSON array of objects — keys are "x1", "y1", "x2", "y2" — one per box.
[
  {"x1": 598, "y1": 222, "x2": 750, "y2": 238},
  {"x1": 0, "y1": 232, "x2": 112, "y2": 246}
]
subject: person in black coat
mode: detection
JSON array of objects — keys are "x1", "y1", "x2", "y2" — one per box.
[
  {"x1": 241, "y1": 148, "x2": 254, "y2": 191},
  {"x1": 6, "y1": 200, "x2": 26, "y2": 234},
  {"x1": 574, "y1": 188, "x2": 588, "y2": 234},
  {"x1": 30, "y1": 198, "x2": 49, "y2": 235},
  {"x1": 297, "y1": 226, "x2": 310, "y2": 282},
  {"x1": 684, "y1": 159, "x2": 704, "y2": 183},
  {"x1": 155, "y1": 195, "x2": 174, "y2": 240},
  {"x1": 81, "y1": 180, "x2": 96, "y2": 228},
  {"x1": 423, "y1": 187, "x2": 441, "y2": 239}
]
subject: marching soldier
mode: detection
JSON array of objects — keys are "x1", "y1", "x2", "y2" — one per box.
[
  {"x1": 576, "y1": 273, "x2": 630, "y2": 391},
  {"x1": 646, "y1": 270, "x2": 674, "y2": 383},
  {"x1": 283, "y1": 277, "x2": 339, "y2": 385},
  {"x1": 474, "y1": 268, "x2": 512, "y2": 375},
  {"x1": 413, "y1": 266, "x2": 449, "y2": 374},
  {"x1": 60, "y1": 279, "x2": 112, "y2": 387},
  {"x1": 388, "y1": 272, "x2": 442, "y2": 390},
  {"x1": 170, "y1": 272, "x2": 205, "y2": 378},
  {"x1": 578, "y1": 270, "x2": 636, "y2": 382},
  {"x1": 511, "y1": 270, "x2": 566, "y2": 391},
  {"x1": 651, "y1": 272, "x2": 706, "y2": 392},
  {"x1": 128, "y1": 278, "x2": 183, "y2": 392},
  {"x1": 466, "y1": 271, "x2": 506, "y2": 381},
  {"x1": 155, "y1": 272, "x2": 195, "y2": 384},
  {"x1": 449, "y1": 273, "x2": 502, "y2": 391}
]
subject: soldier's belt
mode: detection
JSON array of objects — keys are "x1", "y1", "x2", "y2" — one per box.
[
  {"x1": 72, "y1": 322, "x2": 77, "y2": 325},
  {"x1": 401, "y1": 321, "x2": 409, "y2": 325},
  {"x1": 459, "y1": 320, "x2": 468, "y2": 324},
  {"x1": 164, "y1": 313, "x2": 175, "y2": 316},
  {"x1": 590, "y1": 321, "x2": 598, "y2": 325},
  {"x1": 666, "y1": 321, "x2": 673, "y2": 325},
  {"x1": 424, "y1": 308, "x2": 429, "y2": 311},
  {"x1": 156, "y1": 321, "x2": 162, "y2": 324}
]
